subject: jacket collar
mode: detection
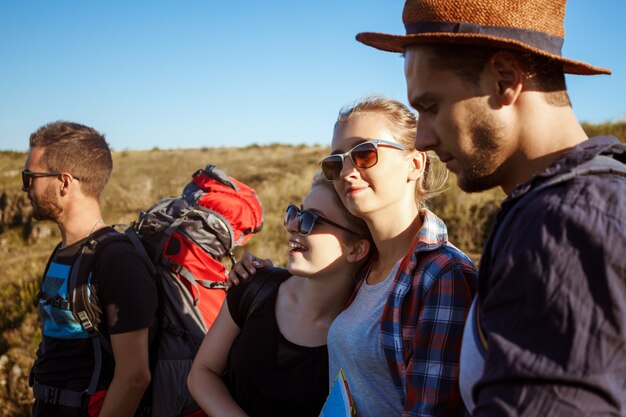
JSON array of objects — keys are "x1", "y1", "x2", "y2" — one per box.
[{"x1": 508, "y1": 135, "x2": 625, "y2": 201}]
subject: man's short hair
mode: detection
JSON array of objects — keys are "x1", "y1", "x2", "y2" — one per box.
[
  {"x1": 415, "y1": 44, "x2": 571, "y2": 107},
  {"x1": 29, "y1": 121, "x2": 113, "y2": 198}
]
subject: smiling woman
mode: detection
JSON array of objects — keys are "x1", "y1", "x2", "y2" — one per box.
[{"x1": 187, "y1": 173, "x2": 373, "y2": 417}]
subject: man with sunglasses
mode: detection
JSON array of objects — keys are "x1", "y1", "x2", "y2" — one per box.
[
  {"x1": 25, "y1": 121, "x2": 157, "y2": 417},
  {"x1": 356, "y1": 0, "x2": 626, "y2": 415}
]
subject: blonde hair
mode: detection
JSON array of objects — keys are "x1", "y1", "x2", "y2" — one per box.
[
  {"x1": 335, "y1": 96, "x2": 447, "y2": 207},
  {"x1": 311, "y1": 172, "x2": 372, "y2": 242}
]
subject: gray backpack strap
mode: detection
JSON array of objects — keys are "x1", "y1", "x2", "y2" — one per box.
[{"x1": 477, "y1": 154, "x2": 626, "y2": 351}]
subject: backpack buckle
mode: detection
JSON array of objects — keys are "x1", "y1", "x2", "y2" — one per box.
[
  {"x1": 163, "y1": 258, "x2": 183, "y2": 274},
  {"x1": 86, "y1": 238, "x2": 99, "y2": 251},
  {"x1": 50, "y1": 296, "x2": 71, "y2": 310},
  {"x1": 77, "y1": 311, "x2": 94, "y2": 331},
  {"x1": 45, "y1": 386, "x2": 60, "y2": 405}
]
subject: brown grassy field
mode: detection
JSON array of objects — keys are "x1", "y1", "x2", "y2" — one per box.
[{"x1": 0, "y1": 122, "x2": 623, "y2": 415}]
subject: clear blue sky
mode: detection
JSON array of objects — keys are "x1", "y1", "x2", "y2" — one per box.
[{"x1": 1, "y1": 1, "x2": 624, "y2": 151}]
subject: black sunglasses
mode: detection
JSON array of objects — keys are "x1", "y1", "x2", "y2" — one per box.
[
  {"x1": 319, "y1": 139, "x2": 406, "y2": 181},
  {"x1": 22, "y1": 169, "x2": 80, "y2": 191},
  {"x1": 284, "y1": 204, "x2": 357, "y2": 236}
]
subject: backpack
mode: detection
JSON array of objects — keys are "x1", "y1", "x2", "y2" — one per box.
[
  {"x1": 37, "y1": 164, "x2": 264, "y2": 416},
  {"x1": 135, "y1": 164, "x2": 263, "y2": 417},
  {"x1": 135, "y1": 164, "x2": 263, "y2": 331}
]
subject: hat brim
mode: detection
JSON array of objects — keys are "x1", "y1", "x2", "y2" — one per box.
[{"x1": 356, "y1": 31, "x2": 611, "y2": 76}]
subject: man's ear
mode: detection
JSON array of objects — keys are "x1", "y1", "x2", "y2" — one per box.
[
  {"x1": 408, "y1": 151, "x2": 426, "y2": 182},
  {"x1": 484, "y1": 50, "x2": 524, "y2": 107},
  {"x1": 346, "y1": 239, "x2": 371, "y2": 263},
  {"x1": 59, "y1": 173, "x2": 76, "y2": 196}
]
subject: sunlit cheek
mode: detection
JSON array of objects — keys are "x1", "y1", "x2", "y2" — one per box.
[
  {"x1": 308, "y1": 235, "x2": 345, "y2": 268},
  {"x1": 447, "y1": 106, "x2": 467, "y2": 136}
]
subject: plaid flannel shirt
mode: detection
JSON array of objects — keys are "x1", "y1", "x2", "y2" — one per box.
[{"x1": 354, "y1": 209, "x2": 477, "y2": 417}]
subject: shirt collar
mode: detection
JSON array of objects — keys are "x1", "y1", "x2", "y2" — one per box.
[{"x1": 413, "y1": 208, "x2": 448, "y2": 253}]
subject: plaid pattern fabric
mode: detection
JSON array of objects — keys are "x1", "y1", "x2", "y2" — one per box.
[{"x1": 361, "y1": 209, "x2": 478, "y2": 416}]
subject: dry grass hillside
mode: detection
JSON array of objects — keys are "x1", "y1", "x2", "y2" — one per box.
[{"x1": 0, "y1": 122, "x2": 623, "y2": 415}]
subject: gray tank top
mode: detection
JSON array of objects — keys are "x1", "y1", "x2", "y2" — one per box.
[
  {"x1": 459, "y1": 296, "x2": 485, "y2": 413},
  {"x1": 327, "y1": 261, "x2": 403, "y2": 417}
]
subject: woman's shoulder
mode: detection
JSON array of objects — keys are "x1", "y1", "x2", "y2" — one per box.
[
  {"x1": 412, "y1": 238, "x2": 476, "y2": 269},
  {"x1": 227, "y1": 267, "x2": 292, "y2": 325},
  {"x1": 228, "y1": 266, "x2": 291, "y2": 298},
  {"x1": 406, "y1": 242, "x2": 478, "y2": 291}
]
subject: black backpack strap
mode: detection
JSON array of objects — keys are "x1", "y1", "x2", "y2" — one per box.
[
  {"x1": 69, "y1": 230, "x2": 128, "y2": 396},
  {"x1": 237, "y1": 266, "x2": 291, "y2": 323},
  {"x1": 477, "y1": 154, "x2": 626, "y2": 351},
  {"x1": 37, "y1": 244, "x2": 63, "y2": 340},
  {"x1": 123, "y1": 226, "x2": 157, "y2": 276},
  {"x1": 70, "y1": 230, "x2": 127, "y2": 334},
  {"x1": 32, "y1": 383, "x2": 85, "y2": 408},
  {"x1": 30, "y1": 243, "x2": 63, "y2": 389}
]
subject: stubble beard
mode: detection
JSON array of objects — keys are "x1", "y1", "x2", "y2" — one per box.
[
  {"x1": 31, "y1": 184, "x2": 62, "y2": 221},
  {"x1": 457, "y1": 112, "x2": 506, "y2": 193}
]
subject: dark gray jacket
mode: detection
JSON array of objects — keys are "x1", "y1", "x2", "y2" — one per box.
[{"x1": 474, "y1": 136, "x2": 626, "y2": 416}]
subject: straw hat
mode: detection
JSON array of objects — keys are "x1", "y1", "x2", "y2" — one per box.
[{"x1": 356, "y1": 0, "x2": 611, "y2": 75}]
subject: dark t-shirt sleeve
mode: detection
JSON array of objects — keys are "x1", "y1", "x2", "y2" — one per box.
[
  {"x1": 94, "y1": 242, "x2": 158, "y2": 334},
  {"x1": 226, "y1": 275, "x2": 250, "y2": 329},
  {"x1": 227, "y1": 267, "x2": 291, "y2": 329}
]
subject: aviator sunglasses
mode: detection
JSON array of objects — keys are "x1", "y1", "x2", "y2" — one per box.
[
  {"x1": 22, "y1": 169, "x2": 81, "y2": 192},
  {"x1": 319, "y1": 139, "x2": 406, "y2": 181},
  {"x1": 284, "y1": 204, "x2": 358, "y2": 237}
]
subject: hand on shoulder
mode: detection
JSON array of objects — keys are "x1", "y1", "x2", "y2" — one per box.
[{"x1": 227, "y1": 252, "x2": 273, "y2": 288}]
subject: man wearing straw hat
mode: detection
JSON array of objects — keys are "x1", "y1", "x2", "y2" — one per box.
[{"x1": 356, "y1": 0, "x2": 626, "y2": 415}]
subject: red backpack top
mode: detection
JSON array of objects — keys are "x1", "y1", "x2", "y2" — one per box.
[
  {"x1": 136, "y1": 164, "x2": 263, "y2": 316},
  {"x1": 188, "y1": 165, "x2": 263, "y2": 249}
]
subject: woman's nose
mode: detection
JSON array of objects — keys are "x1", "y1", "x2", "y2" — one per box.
[
  {"x1": 339, "y1": 154, "x2": 358, "y2": 179},
  {"x1": 285, "y1": 214, "x2": 300, "y2": 232}
]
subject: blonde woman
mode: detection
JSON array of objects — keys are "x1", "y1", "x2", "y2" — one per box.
[{"x1": 321, "y1": 97, "x2": 477, "y2": 416}]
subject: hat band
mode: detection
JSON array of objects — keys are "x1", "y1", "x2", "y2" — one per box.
[{"x1": 405, "y1": 21, "x2": 564, "y2": 55}]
